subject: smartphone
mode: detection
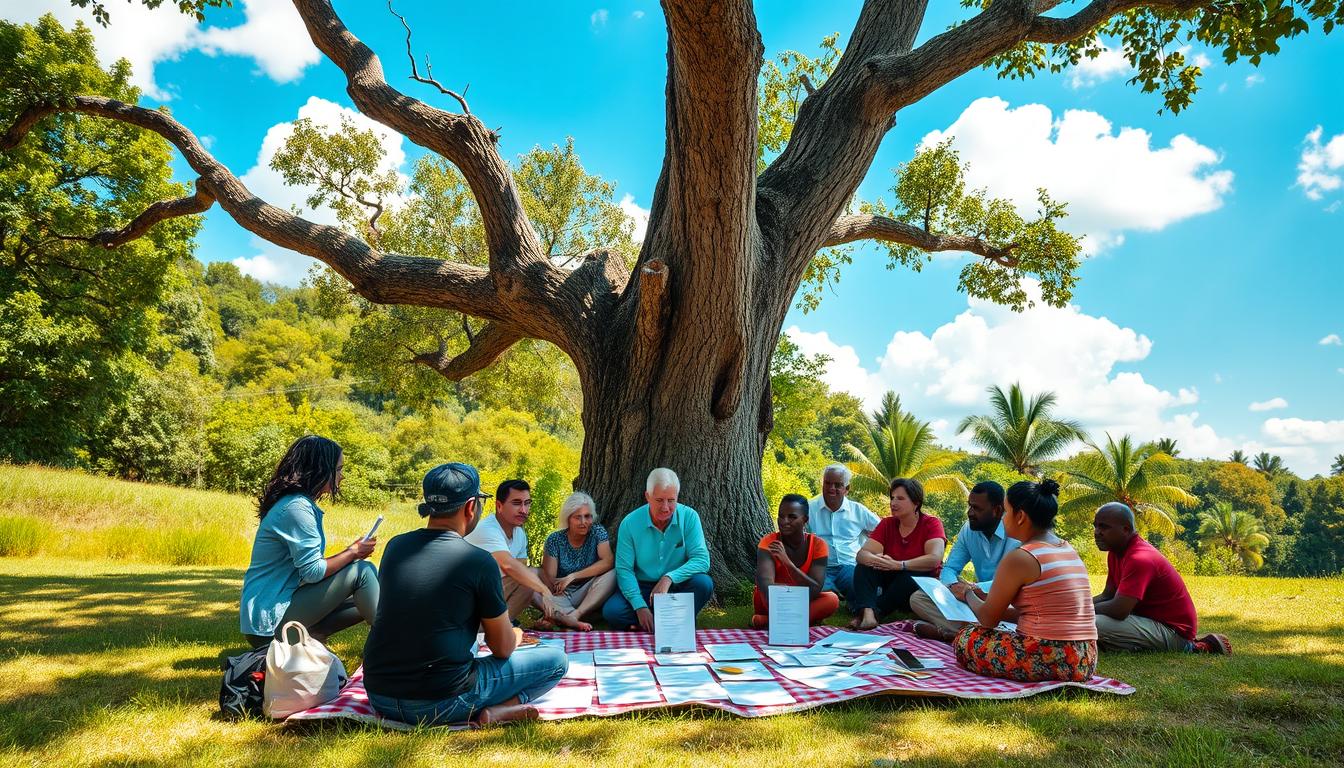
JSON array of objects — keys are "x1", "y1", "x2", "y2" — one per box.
[
  {"x1": 890, "y1": 648, "x2": 924, "y2": 670},
  {"x1": 362, "y1": 514, "x2": 384, "y2": 542}
]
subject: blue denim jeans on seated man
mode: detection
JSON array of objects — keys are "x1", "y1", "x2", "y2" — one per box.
[
  {"x1": 600, "y1": 573, "x2": 714, "y2": 630},
  {"x1": 823, "y1": 563, "x2": 856, "y2": 599},
  {"x1": 367, "y1": 645, "x2": 568, "y2": 726}
]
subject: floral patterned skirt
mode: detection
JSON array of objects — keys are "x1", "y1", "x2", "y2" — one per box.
[{"x1": 953, "y1": 625, "x2": 1098, "y2": 683}]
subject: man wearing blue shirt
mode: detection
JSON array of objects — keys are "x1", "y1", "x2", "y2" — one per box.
[
  {"x1": 602, "y1": 468, "x2": 714, "y2": 632},
  {"x1": 911, "y1": 481, "x2": 1021, "y2": 641},
  {"x1": 807, "y1": 464, "x2": 880, "y2": 598}
]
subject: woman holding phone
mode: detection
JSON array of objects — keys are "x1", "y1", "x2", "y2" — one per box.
[{"x1": 239, "y1": 435, "x2": 380, "y2": 648}]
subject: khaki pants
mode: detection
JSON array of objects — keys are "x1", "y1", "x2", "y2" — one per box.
[
  {"x1": 549, "y1": 571, "x2": 617, "y2": 621},
  {"x1": 909, "y1": 589, "x2": 971, "y2": 636},
  {"x1": 1095, "y1": 613, "x2": 1188, "y2": 652},
  {"x1": 502, "y1": 567, "x2": 540, "y2": 620}
]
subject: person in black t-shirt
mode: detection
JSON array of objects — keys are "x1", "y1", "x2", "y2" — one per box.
[{"x1": 363, "y1": 462, "x2": 568, "y2": 726}]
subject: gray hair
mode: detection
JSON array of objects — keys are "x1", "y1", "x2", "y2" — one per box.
[
  {"x1": 820, "y1": 463, "x2": 852, "y2": 486},
  {"x1": 646, "y1": 467, "x2": 680, "y2": 494},
  {"x1": 560, "y1": 491, "x2": 596, "y2": 527}
]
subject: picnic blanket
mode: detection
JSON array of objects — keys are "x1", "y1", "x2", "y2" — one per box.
[{"x1": 286, "y1": 622, "x2": 1134, "y2": 729}]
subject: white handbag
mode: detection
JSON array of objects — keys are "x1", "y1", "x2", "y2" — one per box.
[{"x1": 263, "y1": 621, "x2": 349, "y2": 719}]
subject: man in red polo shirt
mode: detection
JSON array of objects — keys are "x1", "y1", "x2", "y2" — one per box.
[{"x1": 1092, "y1": 503, "x2": 1231, "y2": 654}]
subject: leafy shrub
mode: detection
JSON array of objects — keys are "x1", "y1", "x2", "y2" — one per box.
[{"x1": 0, "y1": 515, "x2": 52, "y2": 556}]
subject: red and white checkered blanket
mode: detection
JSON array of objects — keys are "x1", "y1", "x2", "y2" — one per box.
[{"x1": 286, "y1": 622, "x2": 1133, "y2": 729}]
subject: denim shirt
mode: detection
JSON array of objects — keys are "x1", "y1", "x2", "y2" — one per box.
[
  {"x1": 939, "y1": 520, "x2": 1021, "y2": 585},
  {"x1": 239, "y1": 494, "x2": 327, "y2": 636}
]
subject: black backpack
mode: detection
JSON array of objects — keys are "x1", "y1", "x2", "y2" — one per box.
[{"x1": 219, "y1": 646, "x2": 268, "y2": 719}]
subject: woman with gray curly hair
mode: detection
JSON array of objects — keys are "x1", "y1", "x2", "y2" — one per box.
[{"x1": 538, "y1": 491, "x2": 616, "y2": 630}]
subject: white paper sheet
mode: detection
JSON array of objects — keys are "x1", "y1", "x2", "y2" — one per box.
[
  {"x1": 651, "y1": 665, "x2": 729, "y2": 703},
  {"x1": 811, "y1": 630, "x2": 894, "y2": 652},
  {"x1": 774, "y1": 665, "x2": 869, "y2": 691},
  {"x1": 654, "y1": 651, "x2": 711, "y2": 666},
  {"x1": 704, "y1": 642, "x2": 761, "y2": 661},
  {"x1": 536, "y1": 637, "x2": 567, "y2": 652},
  {"x1": 562, "y1": 651, "x2": 596, "y2": 680},
  {"x1": 653, "y1": 592, "x2": 696, "y2": 653},
  {"x1": 915, "y1": 658, "x2": 945, "y2": 670},
  {"x1": 911, "y1": 576, "x2": 979, "y2": 624},
  {"x1": 766, "y1": 585, "x2": 810, "y2": 646},
  {"x1": 848, "y1": 662, "x2": 906, "y2": 677},
  {"x1": 595, "y1": 664, "x2": 661, "y2": 705},
  {"x1": 532, "y1": 684, "x2": 595, "y2": 709},
  {"x1": 709, "y1": 660, "x2": 775, "y2": 681},
  {"x1": 593, "y1": 647, "x2": 653, "y2": 665},
  {"x1": 721, "y1": 680, "x2": 795, "y2": 706},
  {"x1": 761, "y1": 649, "x2": 845, "y2": 667}
]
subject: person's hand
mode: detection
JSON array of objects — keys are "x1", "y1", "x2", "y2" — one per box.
[
  {"x1": 540, "y1": 595, "x2": 557, "y2": 619},
  {"x1": 869, "y1": 555, "x2": 899, "y2": 571},
  {"x1": 767, "y1": 540, "x2": 788, "y2": 560},
  {"x1": 553, "y1": 575, "x2": 575, "y2": 595},
  {"x1": 636, "y1": 607, "x2": 655, "y2": 633},
  {"x1": 651, "y1": 576, "x2": 673, "y2": 595},
  {"x1": 949, "y1": 581, "x2": 972, "y2": 602},
  {"x1": 348, "y1": 537, "x2": 376, "y2": 559}
]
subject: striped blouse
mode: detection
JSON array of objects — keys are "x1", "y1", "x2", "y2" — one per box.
[{"x1": 1013, "y1": 539, "x2": 1098, "y2": 642}]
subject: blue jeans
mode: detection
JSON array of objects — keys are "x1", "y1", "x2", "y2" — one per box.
[
  {"x1": 823, "y1": 563, "x2": 856, "y2": 598},
  {"x1": 601, "y1": 573, "x2": 714, "y2": 630},
  {"x1": 367, "y1": 646, "x2": 567, "y2": 726}
]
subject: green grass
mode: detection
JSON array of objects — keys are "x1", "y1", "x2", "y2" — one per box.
[{"x1": 0, "y1": 464, "x2": 1342, "y2": 767}]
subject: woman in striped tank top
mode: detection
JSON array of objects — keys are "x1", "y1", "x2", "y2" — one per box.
[{"x1": 953, "y1": 479, "x2": 1099, "y2": 683}]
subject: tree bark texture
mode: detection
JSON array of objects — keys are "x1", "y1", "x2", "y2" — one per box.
[{"x1": 1, "y1": 0, "x2": 1211, "y2": 581}]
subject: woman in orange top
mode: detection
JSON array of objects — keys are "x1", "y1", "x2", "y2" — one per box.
[
  {"x1": 752, "y1": 494, "x2": 841, "y2": 629},
  {"x1": 956, "y1": 479, "x2": 1098, "y2": 682}
]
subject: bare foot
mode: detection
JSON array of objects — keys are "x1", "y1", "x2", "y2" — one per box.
[
  {"x1": 845, "y1": 616, "x2": 863, "y2": 631},
  {"x1": 533, "y1": 618, "x2": 556, "y2": 631},
  {"x1": 856, "y1": 610, "x2": 879, "y2": 631},
  {"x1": 476, "y1": 702, "x2": 539, "y2": 727},
  {"x1": 574, "y1": 620, "x2": 593, "y2": 631},
  {"x1": 912, "y1": 620, "x2": 955, "y2": 643}
]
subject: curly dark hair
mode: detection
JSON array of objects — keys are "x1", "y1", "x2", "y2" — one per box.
[{"x1": 257, "y1": 435, "x2": 343, "y2": 519}]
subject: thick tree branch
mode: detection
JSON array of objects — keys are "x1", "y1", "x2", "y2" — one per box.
[
  {"x1": 1, "y1": 98, "x2": 500, "y2": 317},
  {"x1": 54, "y1": 177, "x2": 216, "y2": 248},
  {"x1": 413, "y1": 321, "x2": 521, "y2": 380},
  {"x1": 824, "y1": 214, "x2": 1019, "y2": 267},
  {"x1": 290, "y1": 0, "x2": 546, "y2": 280},
  {"x1": 1029, "y1": 0, "x2": 1206, "y2": 44}
]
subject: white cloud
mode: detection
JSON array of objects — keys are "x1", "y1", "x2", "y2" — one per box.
[
  {"x1": 1067, "y1": 44, "x2": 1129, "y2": 88},
  {"x1": 230, "y1": 240, "x2": 314, "y2": 286},
  {"x1": 786, "y1": 282, "x2": 1231, "y2": 461},
  {"x1": 1320, "y1": 333, "x2": 1342, "y2": 346},
  {"x1": 1297, "y1": 126, "x2": 1344, "y2": 201},
  {"x1": 0, "y1": 0, "x2": 319, "y2": 100},
  {"x1": 922, "y1": 98, "x2": 1233, "y2": 254},
  {"x1": 591, "y1": 9, "x2": 609, "y2": 28},
  {"x1": 1249, "y1": 398, "x2": 1288, "y2": 412},
  {"x1": 619, "y1": 194, "x2": 650, "y2": 243},
  {"x1": 1245, "y1": 73, "x2": 1265, "y2": 88},
  {"x1": 1259, "y1": 418, "x2": 1344, "y2": 475}
]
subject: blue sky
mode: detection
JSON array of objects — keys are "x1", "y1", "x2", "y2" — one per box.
[{"x1": 5, "y1": 1, "x2": 1342, "y2": 474}]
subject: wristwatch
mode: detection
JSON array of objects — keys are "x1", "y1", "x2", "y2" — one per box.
[{"x1": 900, "y1": 560, "x2": 906, "y2": 571}]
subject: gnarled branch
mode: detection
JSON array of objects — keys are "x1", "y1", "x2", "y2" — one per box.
[
  {"x1": 823, "y1": 214, "x2": 1019, "y2": 268},
  {"x1": 68, "y1": 177, "x2": 215, "y2": 249},
  {"x1": 386, "y1": 0, "x2": 471, "y2": 113},
  {"x1": 413, "y1": 321, "x2": 522, "y2": 380}
]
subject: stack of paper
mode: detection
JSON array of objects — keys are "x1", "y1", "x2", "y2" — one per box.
[{"x1": 595, "y1": 664, "x2": 660, "y2": 705}]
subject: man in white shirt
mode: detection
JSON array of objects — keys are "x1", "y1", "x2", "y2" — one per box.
[
  {"x1": 466, "y1": 479, "x2": 557, "y2": 621},
  {"x1": 807, "y1": 464, "x2": 880, "y2": 598}
]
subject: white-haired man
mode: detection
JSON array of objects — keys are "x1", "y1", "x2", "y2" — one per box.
[
  {"x1": 602, "y1": 468, "x2": 713, "y2": 632},
  {"x1": 807, "y1": 463, "x2": 879, "y2": 598}
]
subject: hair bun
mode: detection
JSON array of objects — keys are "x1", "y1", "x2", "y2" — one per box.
[{"x1": 1036, "y1": 478, "x2": 1061, "y2": 498}]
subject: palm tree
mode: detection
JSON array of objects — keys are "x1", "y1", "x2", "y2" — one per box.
[
  {"x1": 1252, "y1": 452, "x2": 1286, "y2": 478},
  {"x1": 845, "y1": 392, "x2": 967, "y2": 501},
  {"x1": 1154, "y1": 438, "x2": 1180, "y2": 457},
  {"x1": 1228, "y1": 449, "x2": 1248, "y2": 465},
  {"x1": 1197, "y1": 502, "x2": 1270, "y2": 571},
  {"x1": 1331, "y1": 454, "x2": 1344, "y2": 477},
  {"x1": 956, "y1": 383, "x2": 1088, "y2": 475},
  {"x1": 1060, "y1": 435, "x2": 1198, "y2": 536}
]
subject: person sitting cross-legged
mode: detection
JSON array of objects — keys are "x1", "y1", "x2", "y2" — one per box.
[
  {"x1": 751, "y1": 494, "x2": 840, "y2": 629},
  {"x1": 363, "y1": 463, "x2": 567, "y2": 727},
  {"x1": 539, "y1": 492, "x2": 616, "y2": 631},
  {"x1": 1093, "y1": 503, "x2": 1231, "y2": 654},
  {"x1": 601, "y1": 468, "x2": 714, "y2": 632},
  {"x1": 955, "y1": 480, "x2": 1098, "y2": 683},
  {"x1": 911, "y1": 480, "x2": 1021, "y2": 643},
  {"x1": 465, "y1": 479, "x2": 559, "y2": 624},
  {"x1": 847, "y1": 477, "x2": 946, "y2": 631},
  {"x1": 807, "y1": 463, "x2": 880, "y2": 599}
]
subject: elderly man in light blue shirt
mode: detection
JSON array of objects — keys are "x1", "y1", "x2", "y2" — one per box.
[
  {"x1": 602, "y1": 468, "x2": 713, "y2": 632},
  {"x1": 807, "y1": 463, "x2": 880, "y2": 598},
  {"x1": 911, "y1": 480, "x2": 1021, "y2": 641}
]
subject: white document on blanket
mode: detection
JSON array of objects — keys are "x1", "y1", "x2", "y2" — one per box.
[
  {"x1": 595, "y1": 664, "x2": 661, "y2": 705},
  {"x1": 652, "y1": 664, "x2": 729, "y2": 703},
  {"x1": 562, "y1": 652, "x2": 596, "y2": 680},
  {"x1": 594, "y1": 647, "x2": 652, "y2": 665},
  {"x1": 704, "y1": 642, "x2": 760, "y2": 661},
  {"x1": 912, "y1": 576, "x2": 979, "y2": 624},
  {"x1": 654, "y1": 651, "x2": 710, "y2": 666},
  {"x1": 709, "y1": 660, "x2": 775, "y2": 681},
  {"x1": 811, "y1": 630, "x2": 894, "y2": 652},
  {"x1": 774, "y1": 665, "x2": 869, "y2": 692},
  {"x1": 532, "y1": 684, "x2": 595, "y2": 709},
  {"x1": 761, "y1": 648, "x2": 845, "y2": 667},
  {"x1": 767, "y1": 585, "x2": 810, "y2": 647},
  {"x1": 653, "y1": 592, "x2": 696, "y2": 653},
  {"x1": 722, "y1": 680, "x2": 795, "y2": 706}
]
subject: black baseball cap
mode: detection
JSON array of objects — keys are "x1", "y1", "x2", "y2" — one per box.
[{"x1": 420, "y1": 462, "x2": 491, "y2": 516}]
